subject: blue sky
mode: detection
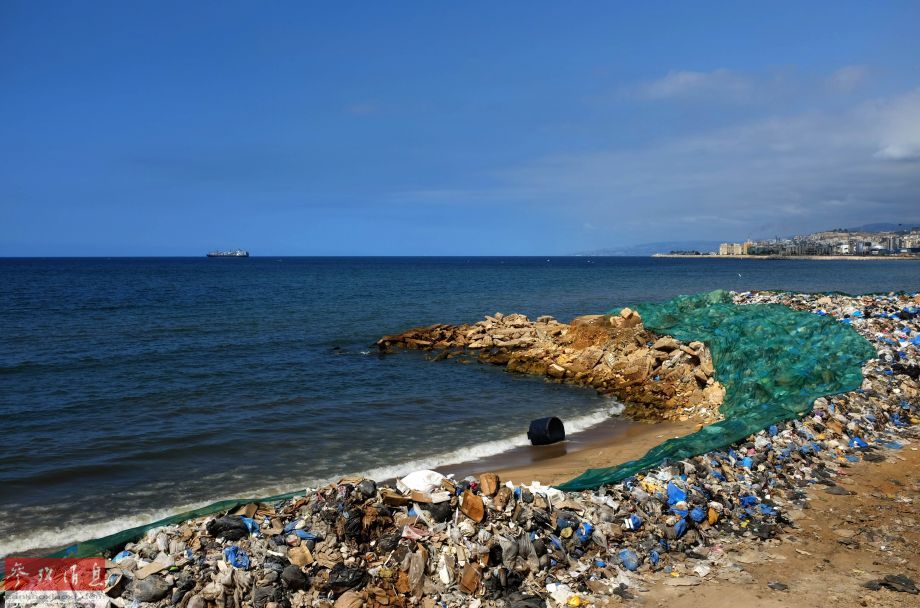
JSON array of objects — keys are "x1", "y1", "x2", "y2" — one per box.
[{"x1": 2, "y1": 2, "x2": 919, "y2": 255}]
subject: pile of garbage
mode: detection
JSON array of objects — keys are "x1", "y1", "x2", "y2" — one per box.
[
  {"x1": 34, "y1": 292, "x2": 920, "y2": 606},
  {"x1": 377, "y1": 309, "x2": 724, "y2": 424}
]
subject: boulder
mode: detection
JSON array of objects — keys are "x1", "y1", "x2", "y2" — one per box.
[
  {"x1": 700, "y1": 350, "x2": 715, "y2": 376},
  {"x1": 619, "y1": 307, "x2": 643, "y2": 328},
  {"x1": 652, "y1": 337, "x2": 680, "y2": 351},
  {"x1": 569, "y1": 346, "x2": 604, "y2": 373}
]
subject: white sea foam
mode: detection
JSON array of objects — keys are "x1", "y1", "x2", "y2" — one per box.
[{"x1": 1, "y1": 400, "x2": 623, "y2": 558}]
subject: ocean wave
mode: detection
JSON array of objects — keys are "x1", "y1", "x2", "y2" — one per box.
[
  {"x1": 0, "y1": 400, "x2": 623, "y2": 559},
  {"x1": 350, "y1": 401, "x2": 624, "y2": 483}
]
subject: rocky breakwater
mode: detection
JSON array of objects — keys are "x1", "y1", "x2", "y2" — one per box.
[{"x1": 377, "y1": 309, "x2": 724, "y2": 423}]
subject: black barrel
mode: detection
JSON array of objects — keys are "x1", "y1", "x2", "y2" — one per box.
[{"x1": 527, "y1": 417, "x2": 565, "y2": 445}]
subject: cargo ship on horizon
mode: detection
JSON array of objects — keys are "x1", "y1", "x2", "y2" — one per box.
[{"x1": 206, "y1": 249, "x2": 249, "y2": 257}]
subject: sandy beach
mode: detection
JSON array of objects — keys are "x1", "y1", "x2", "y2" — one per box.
[{"x1": 468, "y1": 418, "x2": 700, "y2": 487}]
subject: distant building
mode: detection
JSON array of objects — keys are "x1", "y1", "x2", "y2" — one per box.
[
  {"x1": 716, "y1": 226, "x2": 920, "y2": 257},
  {"x1": 719, "y1": 242, "x2": 746, "y2": 255}
]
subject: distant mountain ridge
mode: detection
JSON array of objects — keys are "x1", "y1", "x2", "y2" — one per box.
[{"x1": 835, "y1": 222, "x2": 920, "y2": 233}]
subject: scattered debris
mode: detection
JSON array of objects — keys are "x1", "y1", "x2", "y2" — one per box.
[{"x1": 23, "y1": 291, "x2": 920, "y2": 607}]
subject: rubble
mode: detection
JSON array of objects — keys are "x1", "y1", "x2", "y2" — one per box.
[
  {"x1": 377, "y1": 310, "x2": 724, "y2": 423},
  {"x1": 29, "y1": 291, "x2": 920, "y2": 607}
]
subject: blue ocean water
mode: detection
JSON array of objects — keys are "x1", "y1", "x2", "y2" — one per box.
[{"x1": 1, "y1": 256, "x2": 918, "y2": 556}]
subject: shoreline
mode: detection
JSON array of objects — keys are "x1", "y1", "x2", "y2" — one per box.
[
  {"x1": 462, "y1": 417, "x2": 699, "y2": 487},
  {"x1": 3, "y1": 290, "x2": 917, "y2": 608},
  {"x1": 652, "y1": 253, "x2": 920, "y2": 260}
]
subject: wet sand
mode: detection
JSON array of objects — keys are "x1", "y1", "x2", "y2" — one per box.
[{"x1": 445, "y1": 416, "x2": 701, "y2": 487}]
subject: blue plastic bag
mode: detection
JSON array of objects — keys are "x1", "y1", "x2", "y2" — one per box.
[
  {"x1": 224, "y1": 546, "x2": 250, "y2": 569},
  {"x1": 624, "y1": 514, "x2": 643, "y2": 530},
  {"x1": 618, "y1": 548, "x2": 639, "y2": 571},
  {"x1": 575, "y1": 521, "x2": 594, "y2": 543},
  {"x1": 241, "y1": 516, "x2": 260, "y2": 536}
]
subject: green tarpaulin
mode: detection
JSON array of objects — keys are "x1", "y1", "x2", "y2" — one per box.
[
  {"x1": 557, "y1": 290, "x2": 876, "y2": 491},
  {"x1": 47, "y1": 491, "x2": 305, "y2": 559}
]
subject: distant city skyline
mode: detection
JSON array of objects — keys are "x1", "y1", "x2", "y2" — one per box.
[{"x1": 2, "y1": 2, "x2": 919, "y2": 256}]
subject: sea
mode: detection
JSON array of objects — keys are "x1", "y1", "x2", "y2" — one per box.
[{"x1": 2, "y1": 256, "x2": 919, "y2": 557}]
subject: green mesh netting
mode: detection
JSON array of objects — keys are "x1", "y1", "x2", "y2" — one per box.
[
  {"x1": 46, "y1": 490, "x2": 306, "y2": 559},
  {"x1": 556, "y1": 290, "x2": 876, "y2": 491}
]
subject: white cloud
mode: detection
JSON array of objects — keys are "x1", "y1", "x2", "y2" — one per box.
[
  {"x1": 875, "y1": 144, "x2": 920, "y2": 161},
  {"x1": 496, "y1": 88, "x2": 920, "y2": 241},
  {"x1": 634, "y1": 65, "x2": 873, "y2": 104},
  {"x1": 635, "y1": 69, "x2": 752, "y2": 101},
  {"x1": 827, "y1": 65, "x2": 869, "y2": 93},
  {"x1": 871, "y1": 88, "x2": 920, "y2": 161}
]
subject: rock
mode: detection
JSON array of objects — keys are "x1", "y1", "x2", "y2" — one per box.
[
  {"x1": 652, "y1": 336, "x2": 680, "y2": 351},
  {"x1": 547, "y1": 363, "x2": 567, "y2": 379},
  {"x1": 768, "y1": 581, "x2": 789, "y2": 591},
  {"x1": 375, "y1": 309, "x2": 721, "y2": 423},
  {"x1": 569, "y1": 346, "x2": 604, "y2": 373},
  {"x1": 133, "y1": 576, "x2": 171, "y2": 603},
  {"x1": 479, "y1": 472, "x2": 500, "y2": 497},
  {"x1": 700, "y1": 349, "x2": 715, "y2": 376},
  {"x1": 619, "y1": 307, "x2": 643, "y2": 328},
  {"x1": 869, "y1": 574, "x2": 919, "y2": 594},
  {"x1": 493, "y1": 486, "x2": 513, "y2": 512}
]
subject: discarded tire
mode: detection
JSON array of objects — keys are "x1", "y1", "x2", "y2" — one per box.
[{"x1": 527, "y1": 416, "x2": 565, "y2": 445}]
